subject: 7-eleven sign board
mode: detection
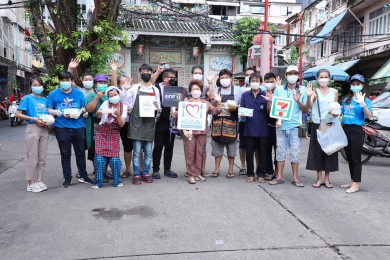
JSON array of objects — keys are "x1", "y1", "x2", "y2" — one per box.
[{"x1": 270, "y1": 97, "x2": 294, "y2": 120}]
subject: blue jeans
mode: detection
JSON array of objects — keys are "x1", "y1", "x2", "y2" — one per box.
[
  {"x1": 276, "y1": 127, "x2": 300, "y2": 163},
  {"x1": 132, "y1": 140, "x2": 153, "y2": 176},
  {"x1": 55, "y1": 127, "x2": 87, "y2": 180}
]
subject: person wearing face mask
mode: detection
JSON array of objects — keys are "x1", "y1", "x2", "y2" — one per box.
[
  {"x1": 340, "y1": 74, "x2": 372, "y2": 193},
  {"x1": 151, "y1": 68, "x2": 181, "y2": 179},
  {"x1": 126, "y1": 64, "x2": 161, "y2": 185},
  {"x1": 182, "y1": 80, "x2": 222, "y2": 184},
  {"x1": 243, "y1": 67, "x2": 255, "y2": 88},
  {"x1": 91, "y1": 87, "x2": 127, "y2": 189},
  {"x1": 239, "y1": 73, "x2": 272, "y2": 183},
  {"x1": 305, "y1": 69, "x2": 339, "y2": 189},
  {"x1": 16, "y1": 76, "x2": 49, "y2": 192},
  {"x1": 269, "y1": 65, "x2": 308, "y2": 187},
  {"x1": 47, "y1": 71, "x2": 92, "y2": 187},
  {"x1": 210, "y1": 69, "x2": 242, "y2": 178},
  {"x1": 263, "y1": 72, "x2": 279, "y2": 180},
  {"x1": 80, "y1": 72, "x2": 95, "y2": 97}
]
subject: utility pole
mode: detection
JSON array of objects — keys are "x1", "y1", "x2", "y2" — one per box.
[{"x1": 260, "y1": 0, "x2": 271, "y2": 77}]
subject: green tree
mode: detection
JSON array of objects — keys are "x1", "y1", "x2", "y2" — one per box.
[{"x1": 27, "y1": 0, "x2": 125, "y2": 90}]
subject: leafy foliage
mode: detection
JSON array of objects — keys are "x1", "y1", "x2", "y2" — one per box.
[{"x1": 287, "y1": 46, "x2": 299, "y2": 65}]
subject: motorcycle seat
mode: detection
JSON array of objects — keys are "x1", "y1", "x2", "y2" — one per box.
[{"x1": 370, "y1": 122, "x2": 390, "y2": 131}]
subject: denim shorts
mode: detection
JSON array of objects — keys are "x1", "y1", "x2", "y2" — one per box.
[{"x1": 276, "y1": 127, "x2": 300, "y2": 163}]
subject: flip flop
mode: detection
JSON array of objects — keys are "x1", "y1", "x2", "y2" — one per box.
[
  {"x1": 239, "y1": 169, "x2": 247, "y2": 175},
  {"x1": 291, "y1": 180, "x2": 304, "y2": 188},
  {"x1": 258, "y1": 177, "x2": 266, "y2": 184},
  {"x1": 120, "y1": 171, "x2": 132, "y2": 178},
  {"x1": 312, "y1": 181, "x2": 323, "y2": 188},
  {"x1": 268, "y1": 179, "x2": 284, "y2": 185},
  {"x1": 323, "y1": 182, "x2": 334, "y2": 189},
  {"x1": 210, "y1": 172, "x2": 220, "y2": 178},
  {"x1": 227, "y1": 172, "x2": 235, "y2": 179}
]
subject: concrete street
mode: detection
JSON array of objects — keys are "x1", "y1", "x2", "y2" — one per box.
[{"x1": 0, "y1": 120, "x2": 389, "y2": 260}]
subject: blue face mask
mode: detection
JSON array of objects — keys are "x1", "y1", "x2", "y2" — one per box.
[
  {"x1": 60, "y1": 82, "x2": 72, "y2": 91},
  {"x1": 260, "y1": 86, "x2": 266, "y2": 92},
  {"x1": 351, "y1": 85, "x2": 363, "y2": 93},
  {"x1": 109, "y1": 95, "x2": 120, "y2": 104},
  {"x1": 97, "y1": 85, "x2": 108, "y2": 93},
  {"x1": 32, "y1": 86, "x2": 44, "y2": 95},
  {"x1": 83, "y1": 81, "x2": 94, "y2": 89}
]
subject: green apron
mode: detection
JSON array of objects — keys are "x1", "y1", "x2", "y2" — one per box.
[{"x1": 128, "y1": 86, "x2": 156, "y2": 141}]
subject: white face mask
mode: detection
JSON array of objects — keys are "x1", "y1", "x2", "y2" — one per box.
[
  {"x1": 193, "y1": 74, "x2": 203, "y2": 81},
  {"x1": 191, "y1": 90, "x2": 202, "y2": 99},
  {"x1": 251, "y1": 83, "x2": 260, "y2": 90},
  {"x1": 264, "y1": 83, "x2": 275, "y2": 90},
  {"x1": 287, "y1": 75, "x2": 299, "y2": 84},
  {"x1": 220, "y1": 78, "x2": 231, "y2": 88},
  {"x1": 318, "y1": 78, "x2": 330, "y2": 87}
]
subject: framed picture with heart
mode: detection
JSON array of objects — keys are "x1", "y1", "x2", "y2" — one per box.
[{"x1": 177, "y1": 101, "x2": 207, "y2": 131}]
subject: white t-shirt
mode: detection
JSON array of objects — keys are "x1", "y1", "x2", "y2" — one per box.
[
  {"x1": 125, "y1": 83, "x2": 161, "y2": 109},
  {"x1": 99, "y1": 100, "x2": 127, "y2": 125}
]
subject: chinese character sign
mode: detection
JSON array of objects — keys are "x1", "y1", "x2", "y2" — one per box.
[
  {"x1": 270, "y1": 97, "x2": 294, "y2": 120},
  {"x1": 177, "y1": 101, "x2": 207, "y2": 131}
]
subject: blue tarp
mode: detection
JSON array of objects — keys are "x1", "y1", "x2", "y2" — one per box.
[
  {"x1": 310, "y1": 10, "x2": 348, "y2": 45},
  {"x1": 302, "y1": 65, "x2": 350, "y2": 81}
]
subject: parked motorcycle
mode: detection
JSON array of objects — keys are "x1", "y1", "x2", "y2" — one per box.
[
  {"x1": 8, "y1": 101, "x2": 23, "y2": 127},
  {"x1": 0, "y1": 99, "x2": 8, "y2": 120},
  {"x1": 341, "y1": 117, "x2": 390, "y2": 164}
]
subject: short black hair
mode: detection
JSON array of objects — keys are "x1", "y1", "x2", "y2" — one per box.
[
  {"x1": 82, "y1": 72, "x2": 93, "y2": 80},
  {"x1": 264, "y1": 72, "x2": 277, "y2": 81},
  {"x1": 29, "y1": 76, "x2": 43, "y2": 87},
  {"x1": 58, "y1": 71, "x2": 73, "y2": 80},
  {"x1": 219, "y1": 69, "x2": 232, "y2": 78},
  {"x1": 162, "y1": 68, "x2": 176, "y2": 78},
  {"x1": 244, "y1": 67, "x2": 255, "y2": 73},
  {"x1": 249, "y1": 73, "x2": 263, "y2": 83},
  {"x1": 191, "y1": 66, "x2": 204, "y2": 74},
  {"x1": 139, "y1": 64, "x2": 153, "y2": 73}
]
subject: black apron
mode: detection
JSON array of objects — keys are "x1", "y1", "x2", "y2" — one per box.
[
  {"x1": 211, "y1": 86, "x2": 238, "y2": 143},
  {"x1": 128, "y1": 86, "x2": 156, "y2": 141}
]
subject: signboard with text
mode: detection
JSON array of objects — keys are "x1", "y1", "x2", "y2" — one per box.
[
  {"x1": 270, "y1": 97, "x2": 294, "y2": 120},
  {"x1": 177, "y1": 101, "x2": 207, "y2": 131},
  {"x1": 162, "y1": 87, "x2": 185, "y2": 107}
]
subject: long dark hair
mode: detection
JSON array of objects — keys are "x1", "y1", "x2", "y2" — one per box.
[
  {"x1": 29, "y1": 76, "x2": 44, "y2": 93},
  {"x1": 345, "y1": 81, "x2": 365, "y2": 105}
]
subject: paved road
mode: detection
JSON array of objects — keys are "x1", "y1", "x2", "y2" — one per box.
[{"x1": 0, "y1": 120, "x2": 389, "y2": 260}]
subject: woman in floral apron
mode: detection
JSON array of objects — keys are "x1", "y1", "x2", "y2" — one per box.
[{"x1": 92, "y1": 87, "x2": 128, "y2": 189}]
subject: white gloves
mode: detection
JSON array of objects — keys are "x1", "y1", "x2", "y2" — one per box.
[
  {"x1": 83, "y1": 111, "x2": 89, "y2": 119},
  {"x1": 354, "y1": 92, "x2": 366, "y2": 107},
  {"x1": 50, "y1": 109, "x2": 62, "y2": 117}
]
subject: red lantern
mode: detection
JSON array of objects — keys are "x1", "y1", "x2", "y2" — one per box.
[{"x1": 137, "y1": 44, "x2": 144, "y2": 55}]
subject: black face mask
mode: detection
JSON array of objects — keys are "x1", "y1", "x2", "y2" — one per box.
[
  {"x1": 141, "y1": 73, "x2": 151, "y2": 82},
  {"x1": 168, "y1": 79, "x2": 176, "y2": 86}
]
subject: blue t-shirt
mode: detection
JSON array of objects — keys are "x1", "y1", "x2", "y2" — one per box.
[
  {"x1": 17, "y1": 94, "x2": 48, "y2": 124},
  {"x1": 273, "y1": 84, "x2": 307, "y2": 130},
  {"x1": 342, "y1": 98, "x2": 372, "y2": 126},
  {"x1": 47, "y1": 88, "x2": 85, "y2": 129},
  {"x1": 240, "y1": 90, "x2": 269, "y2": 137}
]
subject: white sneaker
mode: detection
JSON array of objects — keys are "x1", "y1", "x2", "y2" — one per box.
[
  {"x1": 36, "y1": 181, "x2": 48, "y2": 191},
  {"x1": 116, "y1": 183, "x2": 124, "y2": 187},
  {"x1": 91, "y1": 185, "x2": 100, "y2": 189},
  {"x1": 26, "y1": 183, "x2": 45, "y2": 193}
]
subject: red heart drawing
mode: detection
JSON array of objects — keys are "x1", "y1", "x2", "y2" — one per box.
[{"x1": 186, "y1": 104, "x2": 199, "y2": 118}]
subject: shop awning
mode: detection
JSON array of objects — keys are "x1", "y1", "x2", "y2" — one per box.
[
  {"x1": 310, "y1": 10, "x2": 347, "y2": 45},
  {"x1": 206, "y1": 1, "x2": 239, "y2": 7},
  {"x1": 334, "y1": 59, "x2": 360, "y2": 71},
  {"x1": 369, "y1": 59, "x2": 390, "y2": 85}
]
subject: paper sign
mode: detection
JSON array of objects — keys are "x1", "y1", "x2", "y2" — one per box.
[
  {"x1": 139, "y1": 95, "x2": 156, "y2": 117},
  {"x1": 162, "y1": 87, "x2": 185, "y2": 107},
  {"x1": 238, "y1": 107, "x2": 253, "y2": 117},
  {"x1": 270, "y1": 97, "x2": 294, "y2": 120},
  {"x1": 177, "y1": 101, "x2": 207, "y2": 131}
]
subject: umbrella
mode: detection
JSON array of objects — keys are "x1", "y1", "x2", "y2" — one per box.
[{"x1": 302, "y1": 65, "x2": 350, "y2": 81}]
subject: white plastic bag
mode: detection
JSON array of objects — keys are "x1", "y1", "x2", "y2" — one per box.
[{"x1": 317, "y1": 119, "x2": 348, "y2": 155}]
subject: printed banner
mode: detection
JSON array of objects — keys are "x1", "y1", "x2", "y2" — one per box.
[
  {"x1": 270, "y1": 97, "x2": 294, "y2": 120},
  {"x1": 139, "y1": 95, "x2": 156, "y2": 117},
  {"x1": 162, "y1": 87, "x2": 185, "y2": 107},
  {"x1": 177, "y1": 101, "x2": 207, "y2": 131}
]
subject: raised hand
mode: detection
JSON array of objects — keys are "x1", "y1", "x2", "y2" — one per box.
[
  {"x1": 306, "y1": 82, "x2": 314, "y2": 97},
  {"x1": 354, "y1": 92, "x2": 366, "y2": 107},
  {"x1": 214, "y1": 93, "x2": 222, "y2": 102},
  {"x1": 110, "y1": 59, "x2": 118, "y2": 71},
  {"x1": 96, "y1": 91, "x2": 105, "y2": 98},
  {"x1": 123, "y1": 77, "x2": 133, "y2": 90},
  {"x1": 68, "y1": 58, "x2": 80, "y2": 69},
  {"x1": 293, "y1": 89, "x2": 301, "y2": 102},
  {"x1": 275, "y1": 76, "x2": 282, "y2": 87},
  {"x1": 262, "y1": 89, "x2": 272, "y2": 101},
  {"x1": 207, "y1": 74, "x2": 216, "y2": 83}
]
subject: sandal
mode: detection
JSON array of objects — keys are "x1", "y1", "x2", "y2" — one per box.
[
  {"x1": 195, "y1": 175, "x2": 206, "y2": 182},
  {"x1": 239, "y1": 169, "x2": 247, "y2": 175},
  {"x1": 246, "y1": 176, "x2": 254, "y2": 183},
  {"x1": 201, "y1": 171, "x2": 210, "y2": 177},
  {"x1": 227, "y1": 172, "x2": 235, "y2": 179},
  {"x1": 264, "y1": 174, "x2": 274, "y2": 181},
  {"x1": 340, "y1": 183, "x2": 351, "y2": 188},
  {"x1": 323, "y1": 182, "x2": 334, "y2": 189},
  {"x1": 121, "y1": 171, "x2": 132, "y2": 178},
  {"x1": 291, "y1": 180, "x2": 304, "y2": 188},
  {"x1": 312, "y1": 181, "x2": 323, "y2": 188},
  {"x1": 269, "y1": 179, "x2": 284, "y2": 185},
  {"x1": 210, "y1": 172, "x2": 220, "y2": 178},
  {"x1": 188, "y1": 177, "x2": 196, "y2": 184},
  {"x1": 258, "y1": 177, "x2": 266, "y2": 184}
]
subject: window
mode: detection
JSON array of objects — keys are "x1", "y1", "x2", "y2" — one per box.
[
  {"x1": 331, "y1": 0, "x2": 347, "y2": 12},
  {"x1": 274, "y1": 33, "x2": 286, "y2": 46},
  {"x1": 369, "y1": 6, "x2": 390, "y2": 37}
]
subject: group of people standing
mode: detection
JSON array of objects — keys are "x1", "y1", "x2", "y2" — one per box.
[{"x1": 17, "y1": 60, "x2": 371, "y2": 194}]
